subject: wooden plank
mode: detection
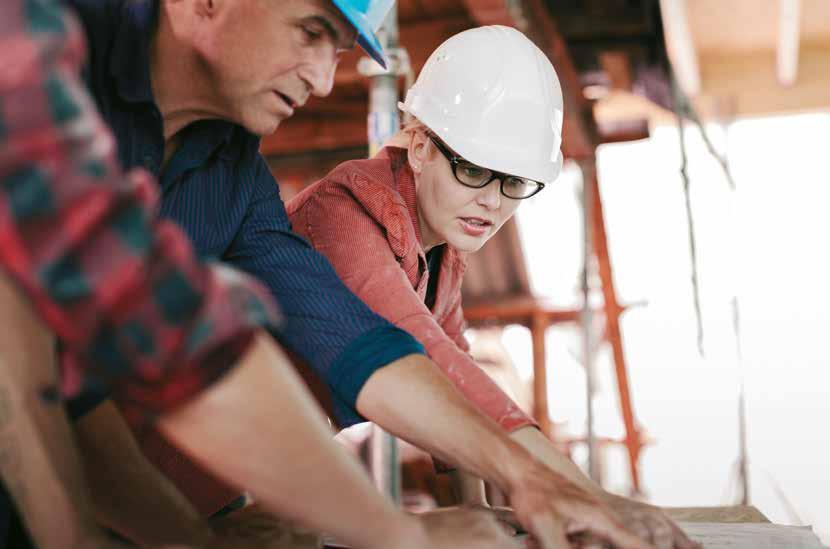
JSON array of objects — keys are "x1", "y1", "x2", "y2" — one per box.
[
  {"x1": 679, "y1": 522, "x2": 825, "y2": 549},
  {"x1": 664, "y1": 505, "x2": 771, "y2": 524},
  {"x1": 462, "y1": 296, "x2": 580, "y2": 327},
  {"x1": 531, "y1": 313, "x2": 553, "y2": 438},
  {"x1": 586, "y1": 158, "x2": 645, "y2": 492}
]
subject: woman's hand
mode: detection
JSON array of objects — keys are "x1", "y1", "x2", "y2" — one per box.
[{"x1": 599, "y1": 494, "x2": 701, "y2": 549}]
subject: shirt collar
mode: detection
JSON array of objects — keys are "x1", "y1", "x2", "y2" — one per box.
[
  {"x1": 377, "y1": 146, "x2": 424, "y2": 248},
  {"x1": 109, "y1": 0, "x2": 158, "y2": 104}
]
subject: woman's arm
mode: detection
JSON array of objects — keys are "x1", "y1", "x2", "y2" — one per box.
[{"x1": 297, "y1": 185, "x2": 535, "y2": 434}]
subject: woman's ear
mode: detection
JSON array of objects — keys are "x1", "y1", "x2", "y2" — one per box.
[{"x1": 408, "y1": 130, "x2": 430, "y2": 175}]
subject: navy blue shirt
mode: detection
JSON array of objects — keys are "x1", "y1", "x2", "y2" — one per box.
[{"x1": 66, "y1": 0, "x2": 425, "y2": 427}]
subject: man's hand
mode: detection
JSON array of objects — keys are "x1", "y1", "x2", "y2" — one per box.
[
  {"x1": 506, "y1": 463, "x2": 655, "y2": 549},
  {"x1": 600, "y1": 494, "x2": 701, "y2": 549},
  {"x1": 208, "y1": 504, "x2": 322, "y2": 549},
  {"x1": 407, "y1": 507, "x2": 522, "y2": 549},
  {"x1": 71, "y1": 531, "x2": 134, "y2": 549}
]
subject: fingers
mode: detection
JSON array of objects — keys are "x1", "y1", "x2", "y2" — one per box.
[
  {"x1": 644, "y1": 514, "x2": 673, "y2": 549},
  {"x1": 564, "y1": 532, "x2": 608, "y2": 549},
  {"x1": 527, "y1": 513, "x2": 570, "y2": 549},
  {"x1": 637, "y1": 509, "x2": 701, "y2": 549},
  {"x1": 576, "y1": 507, "x2": 655, "y2": 549},
  {"x1": 419, "y1": 506, "x2": 524, "y2": 549},
  {"x1": 670, "y1": 520, "x2": 702, "y2": 549},
  {"x1": 624, "y1": 518, "x2": 652, "y2": 544},
  {"x1": 489, "y1": 506, "x2": 524, "y2": 534}
]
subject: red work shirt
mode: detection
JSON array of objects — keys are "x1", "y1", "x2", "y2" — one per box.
[{"x1": 288, "y1": 146, "x2": 536, "y2": 433}]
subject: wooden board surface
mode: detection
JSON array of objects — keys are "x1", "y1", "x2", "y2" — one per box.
[
  {"x1": 663, "y1": 505, "x2": 770, "y2": 523},
  {"x1": 324, "y1": 507, "x2": 828, "y2": 549},
  {"x1": 679, "y1": 522, "x2": 827, "y2": 549}
]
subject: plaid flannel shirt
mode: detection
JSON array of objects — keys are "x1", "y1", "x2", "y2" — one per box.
[{"x1": 0, "y1": 0, "x2": 280, "y2": 425}]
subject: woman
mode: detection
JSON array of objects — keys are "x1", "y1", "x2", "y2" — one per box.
[
  {"x1": 290, "y1": 24, "x2": 559, "y2": 456},
  {"x1": 289, "y1": 24, "x2": 558, "y2": 441},
  {"x1": 288, "y1": 25, "x2": 697, "y2": 549}
]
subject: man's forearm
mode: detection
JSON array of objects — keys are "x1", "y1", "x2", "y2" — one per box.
[
  {"x1": 510, "y1": 426, "x2": 603, "y2": 496},
  {"x1": 158, "y1": 333, "x2": 424, "y2": 549},
  {"x1": 0, "y1": 276, "x2": 102, "y2": 549},
  {"x1": 74, "y1": 400, "x2": 214, "y2": 547},
  {"x1": 355, "y1": 354, "x2": 534, "y2": 494},
  {"x1": 448, "y1": 426, "x2": 605, "y2": 506}
]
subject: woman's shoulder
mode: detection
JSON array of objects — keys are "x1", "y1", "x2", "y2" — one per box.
[
  {"x1": 287, "y1": 153, "x2": 409, "y2": 225},
  {"x1": 287, "y1": 152, "x2": 421, "y2": 267}
]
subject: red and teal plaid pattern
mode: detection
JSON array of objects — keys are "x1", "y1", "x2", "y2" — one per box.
[{"x1": 0, "y1": 0, "x2": 280, "y2": 425}]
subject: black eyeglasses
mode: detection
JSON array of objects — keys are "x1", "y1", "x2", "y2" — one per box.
[{"x1": 428, "y1": 135, "x2": 545, "y2": 200}]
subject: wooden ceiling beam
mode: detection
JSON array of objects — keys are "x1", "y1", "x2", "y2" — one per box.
[
  {"x1": 599, "y1": 51, "x2": 634, "y2": 91},
  {"x1": 260, "y1": 114, "x2": 368, "y2": 156},
  {"x1": 264, "y1": 1, "x2": 609, "y2": 161},
  {"x1": 460, "y1": 0, "x2": 515, "y2": 26},
  {"x1": 597, "y1": 118, "x2": 650, "y2": 144},
  {"x1": 264, "y1": 110, "x2": 591, "y2": 159},
  {"x1": 333, "y1": 15, "x2": 474, "y2": 86},
  {"x1": 521, "y1": 0, "x2": 599, "y2": 159},
  {"x1": 396, "y1": 0, "x2": 467, "y2": 22}
]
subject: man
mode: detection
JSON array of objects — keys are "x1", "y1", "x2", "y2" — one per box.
[
  {"x1": 0, "y1": 1, "x2": 521, "y2": 548},
  {"x1": 64, "y1": 0, "x2": 692, "y2": 548}
]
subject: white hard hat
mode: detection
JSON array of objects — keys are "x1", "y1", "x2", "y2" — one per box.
[{"x1": 399, "y1": 26, "x2": 564, "y2": 184}]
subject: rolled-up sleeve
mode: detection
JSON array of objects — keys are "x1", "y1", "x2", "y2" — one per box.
[
  {"x1": 225, "y1": 158, "x2": 426, "y2": 427},
  {"x1": 0, "y1": 0, "x2": 280, "y2": 426}
]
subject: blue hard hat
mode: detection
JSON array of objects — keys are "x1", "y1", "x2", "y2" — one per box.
[{"x1": 330, "y1": 0, "x2": 394, "y2": 68}]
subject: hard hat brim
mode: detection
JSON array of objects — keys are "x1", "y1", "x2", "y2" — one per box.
[{"x1": 331, "y1": 0, "x2": 388, "y2": 69}]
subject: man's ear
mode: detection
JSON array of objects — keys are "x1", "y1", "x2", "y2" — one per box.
[{"x1": 408, "y1": 130, "x2": 429, "y2": 175}]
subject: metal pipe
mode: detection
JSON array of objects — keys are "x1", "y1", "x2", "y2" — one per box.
[
  {"x1": 360, "y1": 6, "x2": 407, "y2": 157},
  {"x1": 369, "y1": 426, "x2": 401, "y2": 505},
  {"x1": 359, "y1": 5, "x2": 408, "y2": 506},
  {"x1": 578, "y1": 159, "x2": 600, "y2": 483}
]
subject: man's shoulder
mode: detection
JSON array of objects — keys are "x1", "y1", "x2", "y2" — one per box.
[
  {"x1": 63, "y1": 0, "x2": 123, "y2": 37},
  {"x1": 62, "y1": 0, "x2": 128, "y2": 87}
]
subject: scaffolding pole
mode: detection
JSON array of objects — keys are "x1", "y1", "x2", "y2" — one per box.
[
  {"x1": 578, "y1": 158, "x2": 600, "y2": 483},
  {"x1": 358, "y1": 5, "x2": 410, "y2": 506}
]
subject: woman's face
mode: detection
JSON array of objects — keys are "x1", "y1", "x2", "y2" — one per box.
[{"x1": 409, "y1": 131, "x2": 522, "y2": 254}]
